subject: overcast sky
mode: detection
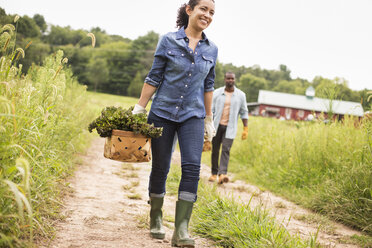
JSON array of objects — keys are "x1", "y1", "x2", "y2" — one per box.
[{"x1": 1, "y1": 0, "x2": 371, "y2": 91}]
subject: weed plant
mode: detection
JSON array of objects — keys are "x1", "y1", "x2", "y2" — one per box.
[
  {"x1": 228, "y1": 115, "x2": 372, "y2": 235},
  {"x1": 0, "y1": 22, "x2": 93, "y2": 246}
]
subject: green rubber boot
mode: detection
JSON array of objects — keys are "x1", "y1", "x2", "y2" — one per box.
[
  {"x1": 171, "y1": 200, "x2": 195, "y2": 247},
  {"x1": 150, "y1": 197, "x2": 165, "y2": 239}
]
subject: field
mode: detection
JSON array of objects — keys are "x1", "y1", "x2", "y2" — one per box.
[
  {"x1": 1, "y1": 24, "x2": 371, "y2": 246},
  {"x1": 223, "y1": 116, "x2": 372, "y2": 235}
]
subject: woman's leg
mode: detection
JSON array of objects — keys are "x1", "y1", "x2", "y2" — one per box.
[
  {"x1": 147, "y1": 112, "x2": 177, "y2": 239},
  {"x1": 147, "y1": 111, "x2": 177, "y2": 197},
  {"x1": 171, "y1": 117, "x2": 203, "y2": 247},
  {"x1": 177, "y1": 116, "x2": 204, "y2": 202}
]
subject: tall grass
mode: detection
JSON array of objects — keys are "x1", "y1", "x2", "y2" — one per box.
[
  {"x1": 0, "y1": 23, "x2": 94, "y2": 247},
  {"x1": 228, "y1": 116, "x2": 372, "y2": 235},
  {"x1": 167, "y1": 165, "x2": 321, "y2": 247}
]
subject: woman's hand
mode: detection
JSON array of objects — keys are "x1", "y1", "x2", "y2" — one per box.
[
  {"x1": 132, "y1": 104, "x2": 147, "y2": 114},
  {"x1": 204, "y1": 115, "x2": 215, "y2": 141}
]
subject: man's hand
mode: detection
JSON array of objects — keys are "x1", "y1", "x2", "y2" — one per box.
[
  {"x1": 241, "y1": 126, "x2": 248, "y2": 140},
  {"x1": 204, "y1": 115, "x2": 216, "y2": 142},
  {"x1": 132, "y1": 104, "x2": 146, "y2": 114},
  {"x1": 202, "y1": 140, "x2": 212, "y2": 152}
]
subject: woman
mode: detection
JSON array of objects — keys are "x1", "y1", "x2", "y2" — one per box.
[{"x1": 132, "y1": 0, "x2": 217, "y2": 246}]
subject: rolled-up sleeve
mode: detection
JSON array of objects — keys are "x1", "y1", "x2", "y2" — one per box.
[
  {"x1": 204, "y1": 65, "x2": 215, "y2": 92},
  {"x1": 204, "y1": 48, "x2": 218, "y2": 92},
  {"x1": 144, "y1": 36, "x2": 167, "y2": 88},
  {"x1": 239, "y1": 92, "x2": 249, "y2": 119}
]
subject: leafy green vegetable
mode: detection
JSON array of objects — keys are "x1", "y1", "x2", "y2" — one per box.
[{"x1": 88, "y1": 106, "x2": 163, "y2": 138}]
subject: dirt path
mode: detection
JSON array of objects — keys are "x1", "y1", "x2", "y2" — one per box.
[
  {"x1": 39, "y1": 138, "x2": 363, "y2": 248},
  {"x1": 39, "y1": 138, "x2": 212, "y2": 248},
  {"x1": 198, "y1": 160, "x2": 361, "y2": 248}
]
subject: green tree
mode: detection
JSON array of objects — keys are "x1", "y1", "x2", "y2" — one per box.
[
  {"x1": 44, "y1": 25, "x2": 85, "y2": 46},
  {"x1": 359, "y1": 89, "x2": 372, "y2": 110},
  {"x1": 213, "y1": 61, "x2": 224, "y2": 88},
  {"x1": 238, "y1": 73, "x2": 268, "y2": 102},
  {"x1": 314, "y1": 77, "x2": 334, "y2": 98},
  {"x1": 100, "y1": 41, "x2": 133, "y2": 94},
  {"x1": 33, "y1": 14, "x2": 47, "y2": 33},
  {"x1": 19, "y1": 41, "x2": 50, "y2": 73},
  {"x1": 130, "y1": 31, "x2": 159, "y2": 72},
  {"x1": 16, "y1": 15, "x2": 41, "y2": 38},
  {"x1": 127, "y1": 71, "x2": 144, "y2": 97},
  {"x1": 62, "y1": 45, "x2": 92, "y2": 87},
  {"x1": 86, "y1": 56, "x2": 109, "y2": 92},
  {"x1": 272, "y1": 79, "x2": 308, "y2": 95},
  {"x1": 0, "y1": 8, "x2": 12, "y2": 25}
]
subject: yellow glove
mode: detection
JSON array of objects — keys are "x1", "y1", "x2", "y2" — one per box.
[
  {"x1": 241, "y1": 126, "x2": 248, "y2": 140},
  {"x1": 202, "y1": 140, "x2": 212, "y2": 152}
]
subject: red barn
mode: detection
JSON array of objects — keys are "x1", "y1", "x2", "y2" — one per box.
[{"x1": 248, "y1": 87, "x2": 364, "y2": 121}]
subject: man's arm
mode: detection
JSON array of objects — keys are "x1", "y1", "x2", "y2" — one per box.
[
  {"x1": 240, "y1": 92, "x2": 249, "y2": 140},
  {"x1": 242, "y1": 118, "x2": 248, "y2": 127}
]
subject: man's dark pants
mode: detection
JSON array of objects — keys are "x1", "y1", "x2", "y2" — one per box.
[{"x1": 211, "y1": 125, "x2": 234, "y2": 175}]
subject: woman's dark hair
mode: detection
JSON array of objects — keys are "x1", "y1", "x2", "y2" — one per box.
[{"x1": 176, "y1": 0, "x2": 214, "y2": 29}]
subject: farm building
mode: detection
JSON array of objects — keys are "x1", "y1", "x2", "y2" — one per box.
[{"x1": 248, "y1": 87, "x2": 364, "y2": 121}]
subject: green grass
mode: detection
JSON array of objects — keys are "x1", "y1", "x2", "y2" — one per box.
[
  {"x1": 224, "y1": 116, "x2": 372, "y2": 237},
  {"x1": 0, "y1": 42, "x2": 94, "y2": 246},
  {"x1": 340, "y1": 234, "x2": 372, "y2": 247},
  {"x1": 85, "y1": 91, "x2": 139, "y2": 116},
  {"x1": 166, "y1": 164, "x2": 320, "y2": 247},
  {"x1": 0, "y1": 23, "x2": 144, "y2": 246}
]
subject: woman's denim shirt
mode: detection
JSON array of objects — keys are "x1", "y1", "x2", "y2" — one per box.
[{"x1": 145, "y1": 27, "x2": 218, "y2": 122}]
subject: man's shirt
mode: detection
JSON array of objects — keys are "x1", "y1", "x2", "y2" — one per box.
[
  {"x1": 145, "y1": 26, "x2": 218, "y2": 122},
  {"x1": 219, "y1": 90, "x2": 233, "y2": 126},
  {"x1": 212, "y1": 86, "x2": 249, "y2": 139}
]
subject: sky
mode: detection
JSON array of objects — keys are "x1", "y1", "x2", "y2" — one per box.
[{"x1": 1, "y1": 0, "x2": 371, "y2": 91}]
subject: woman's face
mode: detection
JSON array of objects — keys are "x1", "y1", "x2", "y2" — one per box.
[{"x1": 186, "y1": 0, "x2": 215, "y2": 32}]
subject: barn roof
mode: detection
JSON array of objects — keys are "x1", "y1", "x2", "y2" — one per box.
[{"x1": 258, "y1": 90, "x2": 364, "y2": 116}]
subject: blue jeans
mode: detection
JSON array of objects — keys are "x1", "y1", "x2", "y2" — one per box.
[{"x1": 147, "y1": 111, "x2": 204, "y2": 202}]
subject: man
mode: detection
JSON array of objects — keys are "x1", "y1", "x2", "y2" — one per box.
[{"x1": 209, "y1": 72, "x2": 248, "y2": 184}]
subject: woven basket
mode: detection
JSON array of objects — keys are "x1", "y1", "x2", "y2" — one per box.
[{"x1": 104, "y1": 129, "x2": 151, "y2": 162}]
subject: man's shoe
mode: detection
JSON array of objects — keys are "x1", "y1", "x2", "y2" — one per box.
[
  {"x1": 208, "y1": 174, "x2": 217, "y2": 182},
  {"x1": 218, "y1": 174, "x2": 229, "y2": 184}
]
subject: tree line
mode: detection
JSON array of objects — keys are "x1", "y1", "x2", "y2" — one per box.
[{"x1": 1, "y1": 8, "x2": 370, "y2": 110}]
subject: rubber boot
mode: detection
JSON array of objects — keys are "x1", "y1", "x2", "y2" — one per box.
[
  {"x1": 171, "y1": 200, "x2": 195, "y2": 247},
  {"x1": 150, "y1": 197, "x2": 165, "y2": 239}
]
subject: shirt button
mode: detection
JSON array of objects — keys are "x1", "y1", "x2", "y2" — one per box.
[
  {"x1": 195, "y1": 52, "x2": 198, "y2": 54},
  {"x1": 189, "y1": 74, "x2": 192, "y2": 77},
  {"x1": 176, "y1": 106, "x2": 179, "y2": 109},
  {"x1": 185, "y1": 85, "x2": 188, "y2": 87},
  {"x1": 189, "y1": 51, "x2": 192, "y2": 54},
  {"x1": 180, "y1": 96, "x2": 183, "y2": 98},
  {"x1": 181, "y1": 54, "x2": 184, "y2": 56},
  {"x1": 192, "y1": 62, "x2": 194, "y2": 65}
]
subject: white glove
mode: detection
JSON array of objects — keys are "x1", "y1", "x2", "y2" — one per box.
[
  {"x1": 132, "y1": 104, "x2": 146, "y2": 114},
  {"x1": 204, "y1": 115, "x2": 216, "y2": 142}
]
